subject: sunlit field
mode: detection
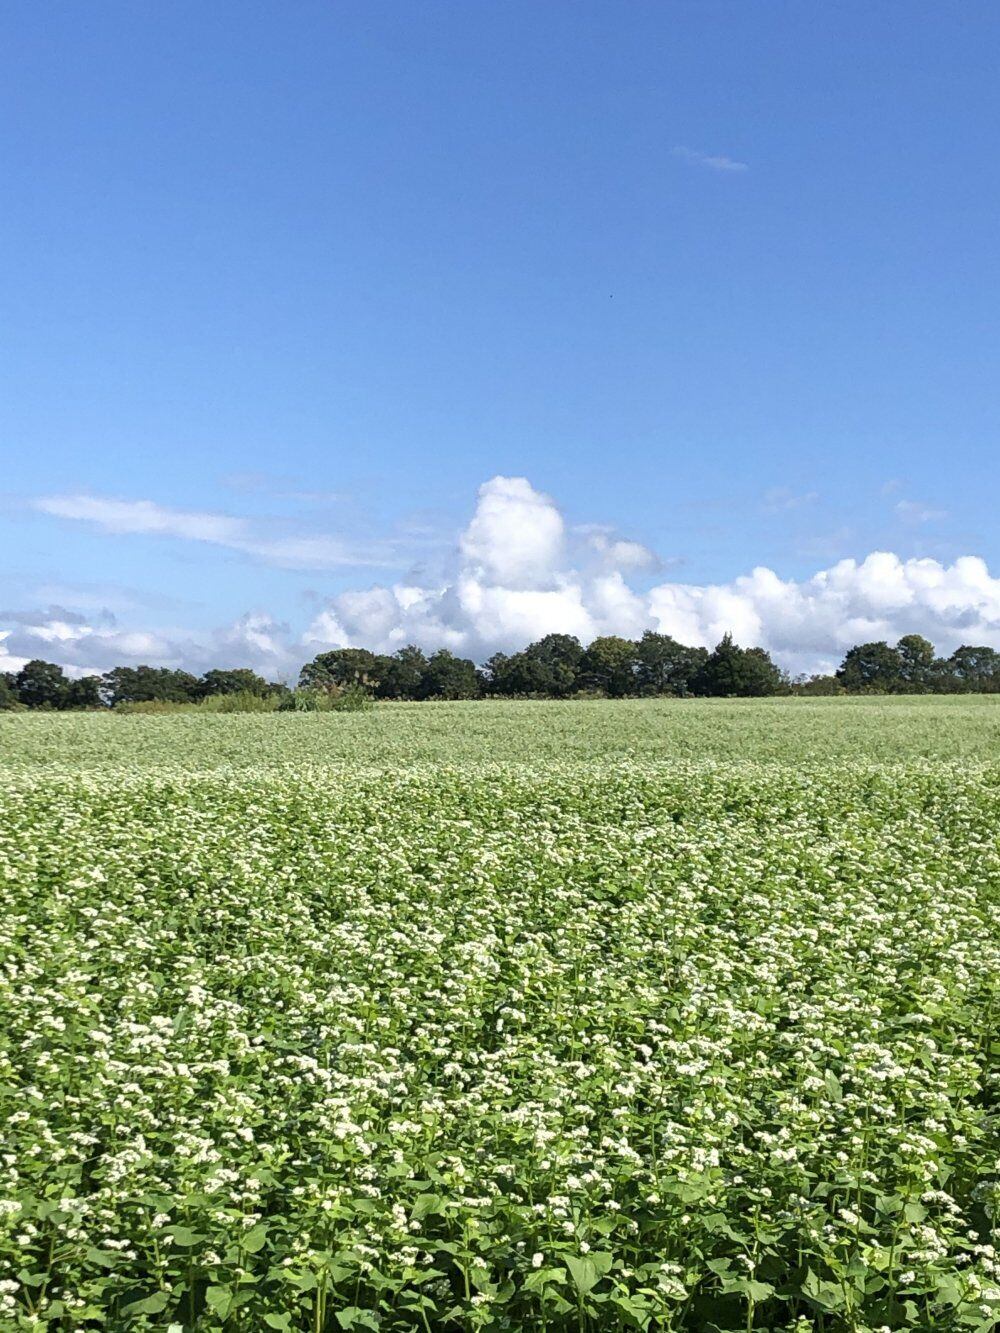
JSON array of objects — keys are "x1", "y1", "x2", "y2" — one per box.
[
  {"x1": 1, "y1": 702, "x2": 999, "y2": 1330},
  {"x1": 3, "y1": 694, "x2": 1000, "y2": 770}
]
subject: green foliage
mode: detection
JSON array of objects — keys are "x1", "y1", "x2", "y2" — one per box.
[
  {"x1": 692, "y1": 633, "x2": 786, "y2": 697},
  {"x1": 198, "y1": 667, "x2": 274, "y2": 698},
  {"x1": 488, "y1": 634, "x2": 586, "y2": 697},
  {"x1": 836, "y1": 640, "x2": 905, "y2": 693},
  {"x1": 299, "y1": 648, "x2": 381, "y2": 693},
  {"x1": 1, "y1": 745, "x2": 999, "y2": 1329},
  {"x1": 0, "y1": 672, "x2": 22, "y2": 710},
  {"x1": 14, "y1": 658, "x2": 68, "y2": 709},
  {"x1": 196, "y1": 688, "x2": 283, "y2": 713},
  {"x1": 102, "y1": 664, "x2": 202, "y2": 706},
  {"x1": 374, "y1": 645, "x2": 429, "y2": 700},
  {"x1": 420, "y1": 648, "x2": 480, "y2": 699},
  {"x1": 64, "y1": 674, "x2": 103, "y2": 709},
  {"x1": 790, "y1": 673, "x2": 846, "y2": 696},
  {"x1": 634, "y1": 630, "x2": 708, "y2": 696},
  {"x1": 581, "y1": 635, "x2": 638, "y2": 697},
  {"x1": 329, "y1": 683, "x2": 374, "y2": 712},
  {"x1": 945, "y1": 644, "x2": 1000, "y2": 693}
]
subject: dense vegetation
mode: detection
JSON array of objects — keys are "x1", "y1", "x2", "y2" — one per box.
[
  {"x1": 1, "y1": 708, "x2": 999, "y2": 1331},
  {"x1": 3, "y1": 631, "x2": 1000, "y2": 711},
  {"x1": 3, "y1": 696, "x2": 1000, "y2": 771}
]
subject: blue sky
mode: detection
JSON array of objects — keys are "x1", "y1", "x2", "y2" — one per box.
[{"x1": 3, "y1": 1, "x2": 999, "y2": 676}]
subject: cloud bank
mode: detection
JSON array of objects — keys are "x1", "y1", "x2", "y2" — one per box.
[{"x1": 8, "y1": 475, "x2": 1000, "y2": 679}]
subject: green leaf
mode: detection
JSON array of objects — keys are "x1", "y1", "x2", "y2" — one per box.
[
  {"x1": 263, "y1": 1316, "x2": 292, "y2": 1331},
  {"x1": 802, "y1": 1269, "x2": 844, "y2": 1312},
  {"x1": 123, "y1": 1291, "x2": 170, "y2": 1316},
  {"x1": 410, "y1": 1193, "x2": 444, "y2": 1220},
  {"x1": 565, "y1": 1253, "x2": 610, "y2": 1296},
  {"x1": 164, "y1": 1225, "x2": 203, "y2": 1248},
  {"x1": 205, "y1": 1284, "x2": 233, "y2": 1316},
  {"x1": 335, "y1": 1309, "x2": 380, "y2": 1330},
  {"x1": 242, "y1": 1223, "x2": 268, "y2": 1253}
]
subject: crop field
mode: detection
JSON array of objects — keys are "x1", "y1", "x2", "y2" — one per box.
[{"x1": 1, "y1": 702, "x2": 999, "y2": 1332}]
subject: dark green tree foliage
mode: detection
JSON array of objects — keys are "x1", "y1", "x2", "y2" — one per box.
[
  {"x1": 945, "y1": 645, "x2": 1000, "y2": 692},
  {"x1": 420, "y1": 649, "x2": 480, "y2": 699},
  {"x1": 14, "y1": 659, "x2": 69, "y2": 709},
  {"x1": 521, "y1": 634, "x2": 585, "y2": 697},
  {"x1": 199, "y1": 668, "x2": 273, "y2": 698},
  {"x1": 65, "y1": 676, "x2": 103, "y2": 709},
  {"x1": 8, "y1": 632, "x2": 1000, "y2": 711},
  {"x1": 835, "y1": 641, "x2": 903, "y2": 694},
  {"x1": 0, "y1": 673, "x2": 21, "y2": 709},
  {"x1": 101, "y1": 666, "x2": 201, "y2": 706},
  {"x1": 896, "y1": 634, "x2": 937, "y2": 692},
  {"x1": 374, "y1": 646, "x2": 429, "y2": 700},
  {"x1": 790, "y1": 674, "x2": 845, "y2": 696},
  {"x1": 299, "y1": 648, "x2": 381, "y2": 693},
  {"x1": 483, "y1": 635, "x2": 585, "y2": 697},
  {"x1": 581, "y1": 636, "x2": 638, "y2": 697},
  {"x1": 692, "y1": 634, "x2": 786, "y2": 697},
  {"x1": 634, "y1": 631, "x2": 708, "y2": 696}
]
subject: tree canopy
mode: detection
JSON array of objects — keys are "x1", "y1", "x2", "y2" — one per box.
[{"x1": 3, "y1": 630, "x2": 999, "y2": 710}]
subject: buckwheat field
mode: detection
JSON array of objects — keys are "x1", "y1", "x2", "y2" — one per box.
[{"x1": 1, "y1": 700, "x2": 999, "y2": 1332}]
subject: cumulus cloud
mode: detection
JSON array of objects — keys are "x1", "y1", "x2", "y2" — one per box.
[
  {"x1": 297, "y1": 476, "x2": 1000, "y2": 675},
  {"x1": 32, "y1": 494, "x2": 396, "y2": 570},
  {"x1": 14, "y1": 474, "x2": 997, "y2": 679}
]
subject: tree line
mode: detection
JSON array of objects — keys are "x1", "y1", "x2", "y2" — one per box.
[{"x1": 2, "y1": 631, "x2": 999, "y2": 710}]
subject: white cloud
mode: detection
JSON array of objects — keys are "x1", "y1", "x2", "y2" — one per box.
[
  {"x1": 672, "y1": 146, "x2": 749, "y2": 173},
  {"x1": 459, "y1": 476, "x2": 566, "y2": 586},
  {"x1": 0, "y1": 610, "x2": 296, "y2": 680},
  {"x1": 12, "y1": 475, "x2": 1000, "y2": 679},
  {"x1": 32, "y1": 494, "x2": 396, "y2": 570},
  {"x1": 299, "y1": 478, "x2": 1000, "y2": 674},
  {"x1": 895, "y1": 499, "x2": 949, "y2": 523}
]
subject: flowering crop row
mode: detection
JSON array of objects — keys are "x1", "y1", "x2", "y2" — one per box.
[{"x1": 1, "y1": 759, "x2": 999, "y2": 1330}]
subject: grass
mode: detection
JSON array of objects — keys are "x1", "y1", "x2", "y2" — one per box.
[{"x1": 0, "y1": 701, "x2": 998, "y2": 1330}]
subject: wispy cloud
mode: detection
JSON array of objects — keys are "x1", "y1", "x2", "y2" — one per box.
[
  {"x1": 763, "y1": 487, "x2": 819, "y2": 513},
  {"x1": 895, "y1": 499, "x2": 949, "y2": 524},
  {"x1": 672, "y1": 145, "x2": 749, "y2": 173},
  {"x1": 32, "y1": 494, "x2": 399, "y2": 570}
]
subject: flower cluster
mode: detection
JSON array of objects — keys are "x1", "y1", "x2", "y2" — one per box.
[{"x1": 0, "y1": 729, "x2": 998, "y2": 1329}]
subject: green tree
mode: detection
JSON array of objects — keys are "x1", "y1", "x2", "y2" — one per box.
[
  {"x1": 481, "y1": 651, "x2": 515, "y2": 695},
  {"x1": 375, "y1": 646, "x2": 429, "y2": 700},
  {"x1": 835, "y1": 641, "x2": 903, "y2": 693},
  {"x1": 65, "y1": 675, "x2": 104, "y2": 709},
  {"x1": 520, "y1": 634, "x2": 585, "y2": 697},
  {"x1": 421, "y1": 649, "x2": 480, "y2": 699},
  {"x1": 101, "y1": 666, "x2": 201, "y2": 706},
  {"x1": 692, "y1": 634, "x2": 785, "y2": 697},
  {"x1": 634, "y1": 631, "x2": 707, "y2": 696},
  {"x1": 199, "y1": 668, "x2": 272, "y2": 698},
  {"x1": 943, "y1": 644, "x2": 1000, "y2": 693},
  {"x1": 299, "y1": 648, "x2": 381, "y2": 693},
  {"x1": 581, "y1": 636, "x2": 638, "y2": 697},
  {"x1": 14, "y1": 659, "x2": 69, "y2": 709},
  {"x1": 789, "y1": 673, "x2": 845, "y2": 696},
  {"x1": 0, "y1": 673, "x2": 21, "y2": 709},
  {"x1": 895, "y1": 634, "x2": 936, "y2": 692}
]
